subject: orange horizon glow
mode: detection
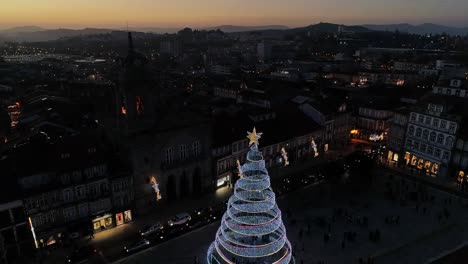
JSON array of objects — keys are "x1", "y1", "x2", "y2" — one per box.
[{"x1": 1, "y1": 0, "x2": 468, "y2": 29}]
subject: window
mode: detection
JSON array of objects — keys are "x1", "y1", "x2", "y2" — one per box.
[
  {"x1": 416, "y1": 128, "x2": 422, "y2": 137},
  {"x1": 449, "y1": 123, "x2": 456, "y2": 133},
  {"x1": 423, "y1": 130, "x2": 429, "y2": 140},
  {"x1": 456, "y1": 90, "x2": 461, "y2": 97},
  {"x1": 78, "y1": 204, "x2": 88, "y2": 217},
  {"x1": 435, "y1": 148, "x2": 441, "y2": 158},
  {"x1": 192, "y1": 141, "x2": 200, "y2": 156},
  {"x1": 430, "y1": 132, "x2": 436, "y2": 142},
  {"x1": 425, "y1": 117, "x2": 431, "y2": 125},
  {"x1": 165, "y1": 147, "x2": 174, "y2": 164},
  {"x1": 88, "y1": 147, "x2": 96, "y2": 154},
  {"x1": 441, "y1": 120, "x2": 447, "y2": 129},
  {"x1": 437, "y1": 134, "x2": 444, "y2": 144},
  {"x1": 410, "y1": 113, "x2": 416, "y2": 122},
  {"x1": 60, "y1": 173, "x2": 71, "y2": 185},
  {"x1": 63, "y1": 207, "x2": 76, "y2": 220},
  {"x1": 445, "y1": 137, "x2": 454, "y2": 147},
  {"x1": 75, "y1": 185, "x2": 86, "y2": 199},
  {"x1": 442, "y1": 151, "x2": 449, "y2": 160},
  {"x1": 180, "y1": 144, "x2": 188, "y2": 160},
  {"x1": 433, "y1": 119, "x2": 439, "y2": 127},
  {"x1": 418, "y1": 115, "x2": 424, "y2": 123},
  {"x1": 42, "y1": 211, "x2": 55, "y2": 225},
  {"x1": 88, "y1": 184, "x2": 99, "y2": 197},
  {"x1": 408, "y1": 126, "x2": 415, "y2": 135},
  {"x1": 61, "y1": 153, "x2": 70, "y2": 159},
  {"x1": 63, "y1": 189, "x2": 73, "y2": 202},
  {"x1": 414, "y1": 141, "x2": 420, "y2": 150},
  {"x1": 421, "y1": 144, "x2": 427, "y2": 153},
  {"x1": 446, "y1": 89, "x2": 452, "y2": 95},
  {"x1": 406, "y1": 139, "x2": 413, "y2": 148},
  {"x1": 428, "y1": 146, "x2": 434, "y2": 155}
]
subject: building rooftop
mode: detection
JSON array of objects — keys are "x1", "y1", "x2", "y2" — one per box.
[{"x1": 213, "y1": 104, "x2": 322, "y2": 148}]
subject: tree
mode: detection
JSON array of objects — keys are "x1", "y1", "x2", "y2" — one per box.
[{"x1": 207, "y1": 128, "x2": 294, "y2": 264}]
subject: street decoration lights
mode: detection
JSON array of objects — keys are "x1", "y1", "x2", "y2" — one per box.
[
  {"x1": 207, "y1": 127, "x2": 295, "y2": 264},
  {"x1": 311, "y1": 138, "x2": 319, "y2": 157},
  {"x1": 150, "y1": 176, "x2": 162, "y2": 201},
  {"x1": 281, "y1": 147, "x2": 290, "y2": 166}
]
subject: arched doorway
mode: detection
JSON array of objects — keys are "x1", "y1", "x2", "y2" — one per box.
[
  {"x1": 193, "y1": 167, "x2": 202, "y2": 195},
  {"x1": 166, "y1": 175, "x2": 177, "y2": 202}
]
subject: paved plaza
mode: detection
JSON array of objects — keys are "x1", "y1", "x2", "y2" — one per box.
[{"x1": 115, "y1": 172, "x2": 468, "y2": 264}]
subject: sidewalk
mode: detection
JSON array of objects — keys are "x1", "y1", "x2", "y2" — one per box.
[
  {"x1": 91, "y1": 186, "x2": 232, "y2": 261},
  {"x1": 380, "y1": 161, "x2": 468, "y2": 200}
]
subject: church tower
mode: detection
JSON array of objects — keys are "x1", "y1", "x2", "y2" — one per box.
[{"x1": 119, "y1": 32, "x2": 158, "y2": 134}]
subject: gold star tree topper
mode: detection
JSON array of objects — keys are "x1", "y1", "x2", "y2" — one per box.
[{"x1": 247, "y1": 127, "x2": 263, "y2": 146}]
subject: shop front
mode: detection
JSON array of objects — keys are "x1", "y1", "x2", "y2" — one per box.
[
  {"x1": 92, "y1": 214, "x2": 114, "y2": 233},
  {"x1": 216, "y1": 172, "x2": 231, "y2": 189},
  {"x1": 387, "y1": 150, "x2": 400, "y2": 164},
  {"x1": 115, "y1": 210, "x2": 133, "y2": 226},
  {"x1": 404, "y1": 151, "x2": 439, "y2": 176}
]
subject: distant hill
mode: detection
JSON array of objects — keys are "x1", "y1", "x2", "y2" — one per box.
[
  {"x1": 127, "y1": 27, "x2": 180, "y2": 34},
  {"x1": 287, "y1": 22, "x2": 370, "y2": 34},
  {"x1": 0, "y1": 26, "x2": 46, "y2": 33},
  {"x1": 362, "y1": 23, "x2": 468, "y2": 35},
  {"x1": 202, "y1": 25, "x2": 289, "y2": 33},
  {"x1": 0, "y1": 28, "x2": 114, "y2": 42}
]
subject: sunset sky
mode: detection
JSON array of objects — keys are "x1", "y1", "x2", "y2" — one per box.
[{"x1": 1, "y1": 0, "x2": 468, "y2": 29}]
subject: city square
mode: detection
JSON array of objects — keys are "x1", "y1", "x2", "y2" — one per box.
[{"x1": 115, "y1": 169, "x2": 468, "y2": 264}]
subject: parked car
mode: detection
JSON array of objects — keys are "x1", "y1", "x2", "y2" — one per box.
[
  {"x1": 140, "y1": 222, "x2": 163, "y2": 236},
  {"x1": 124, "y1": 239, "x2": 150, "y2": 253},
  {"x1": 67, "y1": 245, "x2": 97, "y2": 263},
  {"x1": 168, "y1": 213, "x2": 191, "y2": 226}
]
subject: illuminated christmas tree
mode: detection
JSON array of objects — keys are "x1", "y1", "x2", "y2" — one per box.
[{"x1": 207, "y1": 128, "x2": 295, "y2": 264}]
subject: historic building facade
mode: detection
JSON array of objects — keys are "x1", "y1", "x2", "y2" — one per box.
[{"x1": 403, "y1": 102, "x2": 459, "y2": 178}]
